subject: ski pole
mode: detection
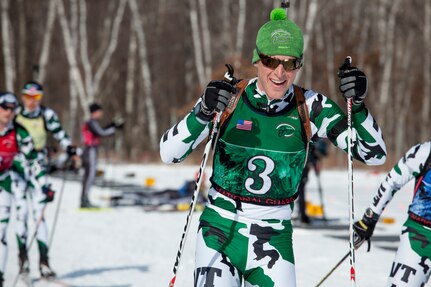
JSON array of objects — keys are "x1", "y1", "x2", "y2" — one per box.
[
  {"x1": 315, "y1": 232, "x2": 367, "y2": 287},
  {"x1": 168, "y1": 115, "x2": 219, "y2": 287},
  {"x1": 168, "y1": 65, "x2": 237, "y2": 287},
  {"x1": 49, "y1": 158, "x2": 70, "y2": 248},
  {"x1": 12, "y1": 204, "x2": 48, "y2": 287},
  {"x1": 315, "y1": 251, "x2": 349, "y2": 287},
  {"x1": 315, "y1": 165, "x2": 326, "y2": 221},
  {"x1": 281, "y1": 0, "x2": 290, "y2": 12},
  {"x1": 338, "y1": 56, "x2": 357, "y2": 286}
]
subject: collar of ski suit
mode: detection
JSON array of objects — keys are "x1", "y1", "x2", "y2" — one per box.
[
  {"x1": 21, "y1": 105, "x2": 42, "y2": 118},
  {"x1": 247, "y1": 78, "x2": 295, "y2": 113},
  {"x1": 0, "y1": 121, "x2": 14, "y2": 136}
]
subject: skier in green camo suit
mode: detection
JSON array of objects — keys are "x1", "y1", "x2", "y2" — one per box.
[
  {"x1": 160, "y1": 8, "x2": 387, "y2": 287},
  {"x1": 14, "y1": 80, "x2": 79, "y2": 278},
  {"x1": 0, "y1": 92, "x2": 37, "y2": 286}
]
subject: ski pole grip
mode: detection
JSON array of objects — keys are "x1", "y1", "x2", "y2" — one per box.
[
  {"x1": 223, "y1": 64, "x2": 238, "y2": 85},
  {"x1": 337, "y1": 56, "x2": 352, "y2": 77},
  {"x1": 281, "y1": 0, "x2": 290, "y2": 9}
]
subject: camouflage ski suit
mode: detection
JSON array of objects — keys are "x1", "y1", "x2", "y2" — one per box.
[{"x1": 160, "y1": 79, "x2": 387, "y2": 286}]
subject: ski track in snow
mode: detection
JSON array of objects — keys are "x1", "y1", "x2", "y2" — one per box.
[{"x1": 5, "y1": 163, "x2": 412, "y2": 287}]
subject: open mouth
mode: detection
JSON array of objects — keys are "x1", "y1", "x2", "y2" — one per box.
[{"x1": 270, "y1": 79, "x2": 286, "y2": 86}]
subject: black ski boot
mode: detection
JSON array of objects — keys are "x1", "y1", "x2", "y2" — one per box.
[
  {"x1": 18, "y1": 246, "x2": 30, "y2": 274},
  {"x1": 81, "y1": 198, "x2": 98, "y2": 208},
  {"x1": 40, "y1": 260, "x2": 57, "y2": 279},
  {"x1": 0, "y1": 272, "x2": 4, "y2": 287}
]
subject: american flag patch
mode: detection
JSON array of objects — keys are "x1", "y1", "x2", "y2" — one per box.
[{"x1": 236, "y1": 120, "x2": 253, "y2": 131}]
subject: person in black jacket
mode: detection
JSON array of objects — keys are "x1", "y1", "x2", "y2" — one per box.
[
  {"x1": 80, "y1": 103, "x2": 123, "y2": 208},
  {"x1": 297, "y1": 139, "x2": 328, "y2": 224}
]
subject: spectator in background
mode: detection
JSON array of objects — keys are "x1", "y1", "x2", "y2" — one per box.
[{"x1": 81, "y1": 103, "x2": 124, "y2": 208}]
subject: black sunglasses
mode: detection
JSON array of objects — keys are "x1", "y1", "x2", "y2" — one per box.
[
  {"x1": 256, "y1": 47, "x2": 303, "y2": 71},
  {"x1": 0, "y1": 103, "x2": 16, "y2": 111}
]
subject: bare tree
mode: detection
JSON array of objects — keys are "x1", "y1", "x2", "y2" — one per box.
[
  {"x1": 235, "y1": 0, "x2": 246, "y2": 69},
  {"x1": 68, "y1": 0, "x2": 79, "y2": 139},
  {"x1": 393, "y1": 33, "x2": 414, "y2": 156},
  {"x1": 78, "y1": 0, "x2": 94, "y2": 103},
  {"x1": 188, "y1": 0, "x2": 207, "y2": 87},
  {"x1": 17, "y1": 0, "x2": 26, "y2": 85},
  {"x1": 37, "y1": 0, "x2": 57, "y2": 84},
  {"x1": 198, "y1": 0, "x2": 212, "y2": 80},
  {"x1": 422, "y1": 0, "x2": 431, "y2": 142},
  {"x1": 57, "y1": 0, "x2": 89, "y2": 116},
  {"x1": 295, "y1": 0, "x2": 318, "y2": 84},
  {"x1": 129, "y1": 0, "x2": 158, "y2": 150},
  {"x1": 91, "y1": 0, "x2": 127, "y2": 101},
  {"x1": 378, "y1": 0, "x2": 401, "y2": 125},
  {"x1": 126, "y1": 27, "x2": 137, "y2": 117},
  {"x1": 1, "y1": 0, "x2": 15, "y2": 91}
]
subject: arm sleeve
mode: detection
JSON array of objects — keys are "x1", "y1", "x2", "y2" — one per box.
[
  {"x1": 14, "y1": 125, "x2": 38, "y2": 179},
  {"x1": 160, "y1": 100, "x2": 210, "y2": 164},
  {"x1": 369, "y1": 142, "x2": 430, "y2": 215},
  {"x1": 43, "y1": 107, "x2": 72, "y2": 150},
  {"x1": 306, "y1": 90, "x2": 386, "y2": 166},
  {"x1": 88, "y1": 119, "x2": 116, "y2": 137}
]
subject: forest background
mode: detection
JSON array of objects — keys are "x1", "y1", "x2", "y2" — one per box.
[{"x1": 0, "y1": 0, "x2": 429, "y2": 168}]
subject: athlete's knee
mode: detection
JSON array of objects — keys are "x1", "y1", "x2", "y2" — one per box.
[
  {"x1": 0, "y1": 217, "x2": 9, "y2": 243},
  {"x1": 194, "y1": 266, "x2": 224, "y2": 287},
  {"x1": 0, "y1": 206, "x2": 11, "y2": 224},
  {"x1": 388, "y1": 260, "x2": 428, "y2": 286}
]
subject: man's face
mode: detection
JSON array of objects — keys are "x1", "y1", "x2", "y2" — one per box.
[
  {"x1": 21, "y1": 94, "x2": 42, "y2": 111},
  {"x1": 0, "y1": 103, "x2": 16, "y2": 126},
  {"x1": 92, "y1": 110, "x2": 103, "y2": 119},
  {"x1": 255, "y1": 55, "x2": 300, "y2": 100}
]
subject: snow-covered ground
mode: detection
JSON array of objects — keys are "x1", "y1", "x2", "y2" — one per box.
[{"x1": 4, "y1": 163, "x2": 413, "y2": 287}]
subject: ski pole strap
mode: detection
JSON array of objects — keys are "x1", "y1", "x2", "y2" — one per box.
[
  {"x1": 315, "y1": 251, "x2": 350, "y2": 287},
  {"x1": 219, "y1": 79, "x2": 249, "y2": 129},
  {"x1": 293, "y1": 85, "x2": 311, "y2": 143}
]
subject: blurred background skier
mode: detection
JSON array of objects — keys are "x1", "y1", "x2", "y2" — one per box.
[
  {"x1": 0, "y1": 92, "x2": 37, "y2": 285},
  {"x1": 353, "y1": 141, "x2": 431, "y2": 286},
  {"x1": 13, "y1": 81, "x2": 79, "y2": 278},
  {"x1": 81, "y1": 102, "x2": 124, "y2": 208}
]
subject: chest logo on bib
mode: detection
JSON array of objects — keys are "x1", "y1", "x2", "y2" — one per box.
[{"x1": 276, "y1": 123, "x2": 295, "y2": 138}]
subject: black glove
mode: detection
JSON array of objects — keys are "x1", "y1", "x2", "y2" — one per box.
[
  {"x1": 353, "y1": 208, "x2": 379, "y2": 250},
  {"x1": 338, "y1": 63, "x2": 368, "y2": 106},
  {"x1": 195, "y1": 80, "x2": 237, "y2": 122},
  {"x1": 107, "y1": 118, "x2": 125, "y2": 129},
  {"x1": 66, "y1": 145, "x2": 78, "y2": 157},
  {"x1": 114, "y1": 119, "x2": 125, "y2": 129},
  {"x1": 42, "y1": 184, "x2": 55, "y2": 203}
]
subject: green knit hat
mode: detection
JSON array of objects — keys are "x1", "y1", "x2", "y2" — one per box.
[{"x1": 252, "y1": 8, "x2": 304, "y2": 63}]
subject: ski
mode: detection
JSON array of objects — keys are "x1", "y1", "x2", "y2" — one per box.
[
  {"x1": 75, "y1": 207, "x2": 113, "y2": 212},
  {"x1": 20, "y1": 272, "x2": 34, "y2": 287},
  {"x1": 292, "y1": 217, "x2": 346, "y2": 230},
  {"x1": 33, "y1": 277, "x2": 73, "y2": 287},
  {"x1": 143, "y1": 202, "x2": 205, "y2": 212}
]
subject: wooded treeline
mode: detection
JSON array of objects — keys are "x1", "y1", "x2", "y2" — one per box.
[{"x1": 0, "y1": 0, "x2": 429, "y2": 166}]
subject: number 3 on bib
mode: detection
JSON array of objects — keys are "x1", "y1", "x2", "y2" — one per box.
[{"x1": 245, "y1": 155, "x2": 275, "y2": 194}]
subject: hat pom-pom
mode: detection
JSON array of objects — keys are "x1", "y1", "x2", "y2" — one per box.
[{"x1": 270, "y1": 8, "x2": 287, "y2": 21}]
